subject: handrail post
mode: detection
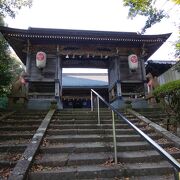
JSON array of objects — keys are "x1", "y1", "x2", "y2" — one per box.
[
  {"x1": 112, "y1": 110, "x2": 117, "y2": 164},
  {"x1": 97, "y1": 96, "x2": 100, "y2": 125},
  {"x1": 91, "y1": 90, "x2": 93, "y2": 111},
  {"x1": 174, "y1": 167, "x2": 180, "y2": 180}
]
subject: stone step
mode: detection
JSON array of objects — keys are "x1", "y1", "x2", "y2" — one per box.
[
  {"x1": 47, "y1": 128, "x2": 153, "y2": 135},
  {"x1": 34, "y1": 151, "x2": 180, "y2": 167},
  {"x1": 52, "y1": 115, "x2": 116, "y2": 120},
  {"x1": 36, "y1": 175, "x2": 173, "y2": 180},
  {"x1": 1, "y1": 130, "x2": 35, "y2": 135},
  {"x1": 29, "y1": 162, "x2": 173, "y2": 180},
  {"x1": 46, "y1": 134, "x2": 161, "y2": 143},
  {"x1": 14, "y1": 112, "x2": 47, "y2": 116},
  {"x1": 40, "y1": 141, "x2": 173, "y2": 154},
  {"x1": 51, "y1": 119, "x2": 127, "y2": 124},
  {"x1": 0, "y1": 160, "x2": 16, "y2": 168},
  {"x1": 0, "y1": 125, "x2": 39, "y2": 131},
  {"x1": 40, "y1": 142, "x2": 111, "y2": 153},
  {"x1": 56, "y1": 109, "x2": 110, "y2": 113},
  {"x1": 34, "y1": 152, "x2": 112, "y2": 167},
  {"x1": 0, "y1": 134, "x2": 33, "y2": 140},
  {"x1": 0, "y1": 120, "x2": 42, "y2": 125},
  {"x1": 7, "y1": 115, "x2": 46, "y2": 119},
  {"x1": 0, "y1": 144, "x2": 27, "y2": 152},
  {"x1": 49, "y1": 123, "x2": 145, "y2": 129},
  {"x1": 117, "y1": 150, "x2": 180, "y2": 163},
  {"x1": 51, "y1": 119, "x2": 118, "y2": 124}
]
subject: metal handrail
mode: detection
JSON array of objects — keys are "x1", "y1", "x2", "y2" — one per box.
[{"x1": 90, "y1": 89, "x2": 180, "y2": 180}]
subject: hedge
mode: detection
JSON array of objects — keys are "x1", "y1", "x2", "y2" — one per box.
[
  {"x1": 153, "y1": 80, "x2": 180, "y2": 97},
  {"x1": 153, "y1": 80, "x2": 180, "y2": 123}
]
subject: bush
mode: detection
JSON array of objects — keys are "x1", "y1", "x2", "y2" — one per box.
[{"x1": 153, "y1": 80, "x2": 180, "y2": 124}]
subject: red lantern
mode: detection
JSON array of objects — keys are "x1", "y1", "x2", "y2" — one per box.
[
  {"x1": 128, "y1": 54, "x2": 138, "y2": 70},
  {"x1": 36, "y1": 51, "x2": 46, "y2": 69}
]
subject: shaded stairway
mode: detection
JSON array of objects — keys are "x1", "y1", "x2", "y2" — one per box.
[
  {"x1": 0, "y1": 110, "x2": 47, "y2": 179},
  {"x1": 28, "y1": 108, "x2": 180, "y2": 179}
]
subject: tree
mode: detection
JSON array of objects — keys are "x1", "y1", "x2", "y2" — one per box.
[
  {"x1": 0, "y1": 0, "x2": 32, "y2": 96},
  {"x1": 153, "y1": 80, "x2": 180, "y2": 133},
  {"x1": 123, "y1": 0, "x2": 180, "y2": 59},
  {"x1": 0, "y1": 0, "x2": 32, "y2": 18},
  {"x1": 0, "y1": 16, "x2": 12, "y2": 96},
  {"x1": 123, "y1": 0, "x2": 179, "y2": 34}
]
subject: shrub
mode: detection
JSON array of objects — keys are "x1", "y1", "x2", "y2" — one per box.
[{"x1": 153, "y1": 80, "x2": 180, "y2": 124}]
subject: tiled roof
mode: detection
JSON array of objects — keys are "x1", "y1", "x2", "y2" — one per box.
[{"x1": 0, "y1": 26, "x2": 171, "y2": 64}]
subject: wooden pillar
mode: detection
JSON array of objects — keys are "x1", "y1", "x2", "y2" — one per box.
[
  {"x1": 25, "y1": 39, "x2": 31, "y2": 96},
  {"x1": 116, "y1": 81, "x2": 122, "y2": 97},
  {"x1": 108, "y1": 56, "x2": 122, "y2": 102},
  {"x1": 55, "y1": 45, "x2": 61, "y2": 98},
  {"x1": 55, "y1": 45, "x2": 63, "y2": 109},
  {"x1": 58, "y1": 55, "x2": 62, "y2": 98},
  {"x1": 140, "y1": 57, "x2": 148, "y2": 96},
  {"x1": 115, "y1": 57, "x2": 122, "y2": 98}
]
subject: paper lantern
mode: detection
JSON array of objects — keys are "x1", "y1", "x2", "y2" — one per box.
[
  {"x1": 128, "y1": 54, "x2": 138, "y2": 70},
  {"x1": 36, "y1": 51, "x2": 46, "y2": 69}
]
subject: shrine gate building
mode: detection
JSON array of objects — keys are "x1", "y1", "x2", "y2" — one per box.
[{"x1": 0, "y1": 26, "x2": 171, "y2": 109}]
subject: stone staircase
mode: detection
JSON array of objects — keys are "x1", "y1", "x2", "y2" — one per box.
[
  {"x1": 28, "y1": 108, "x2": 180, "y2": 179},
  {"x1": 0, "y1": 110, "x2": 47, "y2": 180},
  {"x1": 134, "y1": 108, "x2": 176, "y2": 133}
]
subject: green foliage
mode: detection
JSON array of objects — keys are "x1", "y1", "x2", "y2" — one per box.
[
  {"x1": 171, "y1": 0, "x2": 180, "y2": 4},
  {"x1": 123, "y1": 0, "x2": 179, "y2": 58},
  {"x1": 123, "y1": 0, "x2": 167, "y2": 33},
  {"x1": 0, "y1": 0, "x2": 29, "y2": 97},
  {"x1": 0, "y1": 0, "x2": 32, "y2": 18},
  {"x1": 0, "y1": 29, "x2": 13, "y2": 96},
  {"x1": 153, "y1": 80, "x2": 180, "y2": 122},
  {"x1": 141, "y1": 8, "x2": 167, "y2": 34},
  {"x1": 153, "y1": 80, "x2": 180, "y2": 96}
]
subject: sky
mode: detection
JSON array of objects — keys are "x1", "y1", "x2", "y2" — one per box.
[{"x1": 5, "y1": 0, "x2": 180, "y2": 72}]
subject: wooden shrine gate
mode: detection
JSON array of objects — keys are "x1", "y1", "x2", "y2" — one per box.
[{"x1": 0, "y1": 26, "x2": 171, "y2": 109}]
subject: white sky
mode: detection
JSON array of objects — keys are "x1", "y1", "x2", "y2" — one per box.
[{"x1": 5, "y1": 0, "x2": 180, "y2": 73}]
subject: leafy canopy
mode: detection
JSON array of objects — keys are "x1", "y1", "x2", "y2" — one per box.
[
  {"x1": 0, "y1": 0, "x2": 32, "y2": 18},
  {"x1": 123, "y1": 0, "x2": 180, "y2": 59},
  {"x1": 123, "y1": 0, "x2": 168, "y2": 33}
]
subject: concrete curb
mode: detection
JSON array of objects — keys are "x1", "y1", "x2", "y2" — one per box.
[
  {"x1": 127, "y1": 109, "x2": 180, "y2": 148},
  {"x1": 8, "y1": 108, "x2": 56, "y2": 180}
]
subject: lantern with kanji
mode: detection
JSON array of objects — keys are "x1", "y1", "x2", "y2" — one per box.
[
  {"x1": 36, "y1": 51, "x2": 46, "y2": 69},
  {"x1": 128, "y1": 54, "x2": 138, "y2": 70}
]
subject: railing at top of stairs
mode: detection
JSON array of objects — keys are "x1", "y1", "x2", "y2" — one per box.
[{"x1": 90, "y1": 89, "x2": 180, "y2": 180}]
